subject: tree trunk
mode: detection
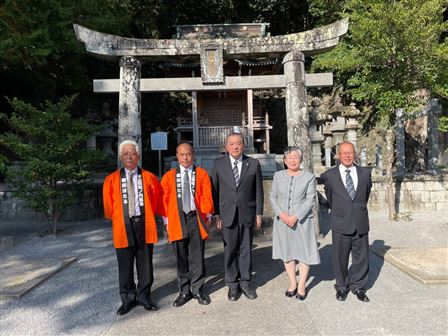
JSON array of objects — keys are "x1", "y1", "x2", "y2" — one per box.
[
  {"x1": 52, "y1": 208, "x2": 60, "y2": 235},
  {"x1": 386, "y1": 128, "x2": 396, "y2": 220},
  {"x1": 52, "y1": 216, "x2": 58, "y2": 235},
  {"x1": 47, "y1": 218, "x2": 52, "y2": 233}
]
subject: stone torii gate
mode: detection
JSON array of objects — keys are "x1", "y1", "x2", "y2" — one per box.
[{"x1": 74, "y1": 19, "x2": 349, "y2": 170}]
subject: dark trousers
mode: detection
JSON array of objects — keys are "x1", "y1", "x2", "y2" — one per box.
[
  {"x1": 222, "y1": 212, "x2": 254, "y2": 289},
  {"x1": 116, "y1": 217, "x2": 154, "y2": 305},
  {"x1": 332, "y1": 230, "x2": 369, "y2": 293},
  {"x1": 173, "y1": 211, "x2": 206, "y2": 295}
]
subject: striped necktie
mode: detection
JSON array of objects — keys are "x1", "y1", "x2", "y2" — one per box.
[
  {"x1": 233, "y1": 160, "x2": 240, "y2": 187},
  {"x1": 183, "y1": 170, "x2": 191, "y2": 213},
  {"x1": 128, "y1": 171, "x2": 136, "y2": 218},
  {"x1": 345, "y1": 169, "x2": 356, "y2": 200}
]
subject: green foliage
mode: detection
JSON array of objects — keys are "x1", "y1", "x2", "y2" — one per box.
[
  {"x1": 0, "y1": 0, "x2": 132, "y2": 106},
  {"x1": 0, "y1": 96, "x2": 104, "y2": 233},
  {"x1": 439, "y1": 116, "x2": 448, "y2": 132},
  {"x1": 0, "y1": 153, "x2": 7, "y2": 178},
  {"x1": 308, "y1": 0, "x2": 345, "y2": 26},
  {"x1": 312, "y1": 0, "x2": 448, "y2": 125}
]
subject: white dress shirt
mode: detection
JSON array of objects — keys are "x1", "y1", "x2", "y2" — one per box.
[
  {"x1": 229, "y1": 155, "x2": 242, "y2": 177},
  {"x1": 339, "y1": 164, "x2": 358, "y2": 191},
  {"x1": 180, "y1": 165, "x2": 196, "y2": 212},
  {"x1": 124, "y1": 167, "x2": 141, "y2": 216}
]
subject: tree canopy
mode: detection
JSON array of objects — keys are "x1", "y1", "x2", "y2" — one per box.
[{"x1": 312, "y1": 0, "x2": 448, "y2": 125}]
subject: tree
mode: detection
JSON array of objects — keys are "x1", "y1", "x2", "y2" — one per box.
[
  {"x1": 312, "y1": 0, "x2": 448, "y2": 219},
  {"x1": 0, "y1": 96, "x2": 104, "y2": 234}
]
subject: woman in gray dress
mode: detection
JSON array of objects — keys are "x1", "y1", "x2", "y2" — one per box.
[{"x1": 270, "y1": 147, "x2": 320, "y2": 300}]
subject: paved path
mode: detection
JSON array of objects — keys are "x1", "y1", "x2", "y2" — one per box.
[{"x1": 0, "y1": 211, "x2": 447, "y2": 335}]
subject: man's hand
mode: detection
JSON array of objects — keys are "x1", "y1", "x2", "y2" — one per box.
[
  {"x1": 256, "y1": 215, "x2": 262, "y2": 229},
  {"x1": 214, "y1": 215, "x2": 222, "y2": 230}
]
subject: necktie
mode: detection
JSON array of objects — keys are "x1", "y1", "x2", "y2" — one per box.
[
  {"x1": 128, "y1": 171, "x2": 136, "y2": 218},
  {"x1": 345, "y1": 169, "x2": 356, "y2": 200},
  {"x1": 233, "y1": 160, "x2": 240, "y2": 187},
  {"x1": 183, "y1": 170, "x2": 191, "y2": 213}
]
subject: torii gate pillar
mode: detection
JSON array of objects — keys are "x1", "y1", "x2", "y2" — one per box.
[
  {"x1": 283, "y1": 50, "x2": 312, "y2": 171},
  {"x1": 118, "y1": 56, "x2": 142, "y2": 166}
]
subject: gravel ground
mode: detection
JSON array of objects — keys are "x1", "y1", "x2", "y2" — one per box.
[{"x1": 0, "y1": 212, "x2": 447, "y2": 336}]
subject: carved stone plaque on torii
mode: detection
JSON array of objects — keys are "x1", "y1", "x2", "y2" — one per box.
[{"x1": 74, "y1": 19, "x2": 349, "y2": 170}]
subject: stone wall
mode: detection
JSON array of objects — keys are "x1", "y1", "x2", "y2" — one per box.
[
  {"x1": 368, "y1": 174, "x2": 448, "y2": 212},
  {"x1": 316, "y1": 173, "x2": 447, "y2": 213},
  {"x1": 0, "y1": 182, "x2": 103, "y2": 222}
]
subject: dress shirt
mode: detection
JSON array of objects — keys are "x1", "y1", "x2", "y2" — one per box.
[
  {"x1": 124, "y1": 167, "x2": 141, "y2": 217},
  {"x1": 180, "y1": 165, "x2": 196, "y2": 212},
  {"x1": 339, "y1": 164, "x2": 358, "y2": 191},
  {"x1": 162, "y1": 166, "x2": 212, "y2": 225},
  {"x1": 229, "y1": 155, "x2": 242, "y2": 177}
]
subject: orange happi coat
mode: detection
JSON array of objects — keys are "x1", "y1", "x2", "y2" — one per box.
[
  {"x1": 161, "y1": 167, "x2": 214, "y2": 242},
  {"x1": 103, "y1": 169, "x2": 163, "y2": 248}
]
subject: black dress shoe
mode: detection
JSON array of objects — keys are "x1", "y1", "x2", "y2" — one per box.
[
  {"x1": 173, "y1": 293, "x2": 193, "y2": 307},
  {"x1": 285, "y1": 288, "x2": 297, "y2": 298},
  {"x1": 336, "y1": 290, "x2": 348, "y2": 301},
  {"x1": 117, "y1": 301, "x2": 137, "y2": 316},
  {"x1": 140, "y1": 300, "x2": 159, "y2": 311},
  {"x1": 354, "y1": 290, "x2": 370, "y2": 302},
  {"x1": 193, "y1": 293, "x2": 211, "y2": 305},
  {"x1": 228, "y1": 287, "x2": 241, "y2": 301},
  {"x1": 241, "y1": 285, "x2": 257, "y2": 300}
]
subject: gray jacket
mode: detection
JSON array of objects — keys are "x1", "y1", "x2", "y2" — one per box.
[{"x1": 269, "y1": 170, "x2": 315, "y2": 223}]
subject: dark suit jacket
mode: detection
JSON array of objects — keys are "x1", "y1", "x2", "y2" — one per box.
[
  {"x1": 321, "y1": 164, "x2": 372, "y2": 235},
  {"x1": 211, "y1": 154, "x2": 264, "y2": 228}
]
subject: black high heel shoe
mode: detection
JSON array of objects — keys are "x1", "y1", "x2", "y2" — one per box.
[
  {"x1": 285, "y1": 288, "x2": 298, "y2": 297},
  {"x1": 296, "y1": 291, "x2": 307, "y2": 301}
]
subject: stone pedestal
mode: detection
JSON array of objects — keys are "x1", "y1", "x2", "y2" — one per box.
[
  {"x1": 323, "y1": 121, "x2": 333, "y2": 168},
  {"x1": 375, "y1": 144, "x2": 383, "y2": 175},
  {"x1": 343, "y1": 103, "x2": 362, "y2": 151},
  {"x1": 118, "y1": 56, "x2": 142, "y2": 167},
  {"x1": 427, "y1": 98, "x2": 442, "y2": 173},
  {"x1": 330, "y1": 115, "x2": 346, "y2": 156},
  {"x1": 309, "y1": 99, "x2": 325, "y2": 173},
  {"x1": 395, "y1": 108, "x2": 406, "y2": 177},
  {"x1": 360, "y1": 145, "x2": 367, "y2": 166}
]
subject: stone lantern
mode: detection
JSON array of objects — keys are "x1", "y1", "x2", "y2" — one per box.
[
  {"x1": 342, "y1": 102, "x2": 362, "y2": 150},
  {"x1": 309, "y1": 98, "x2": 326, "y2": 174},
  {"x1": 328, "y1": 94, "x2": 346, "y2": 150}
]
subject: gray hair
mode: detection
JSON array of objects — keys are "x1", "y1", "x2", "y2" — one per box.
[
  {"x1": 118, "y1": 140, "x2": 140, "y2": 156},
  {"x1": 226, "y1": 132, "x2": 245, "y2": 145},
  {"x1": 283, "y1": 146, "x2": 303, "y2": 159}
]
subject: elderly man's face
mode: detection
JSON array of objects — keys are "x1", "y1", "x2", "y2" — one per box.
[
  {"x1": 226, "y1": 135, "x2": 244, "y2": 159},
  {"x1": 120, "y1": 144, "x2": 139, "y2": 171},
  {"x1": 338, "y1": 143, "x2": 355, "y2": 168},
  {"x1": 176, "y1": 143, "x2": 194, "y2": 168}
]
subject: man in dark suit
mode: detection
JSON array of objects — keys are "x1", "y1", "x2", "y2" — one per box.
[
  {"x1": 211, "y1": 132, "x2": 264, "y2": 301},
  {"x1": 321, "y1": 141, "x2": 372, "y2": 302}
]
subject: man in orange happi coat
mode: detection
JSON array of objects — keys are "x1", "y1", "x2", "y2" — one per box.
[
  {"x1": 103, "y1": 140, "x2": 162, "y2": 316},
  {"x1": 161, "y1": 143, "x2": 214, "y2": 307}
]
